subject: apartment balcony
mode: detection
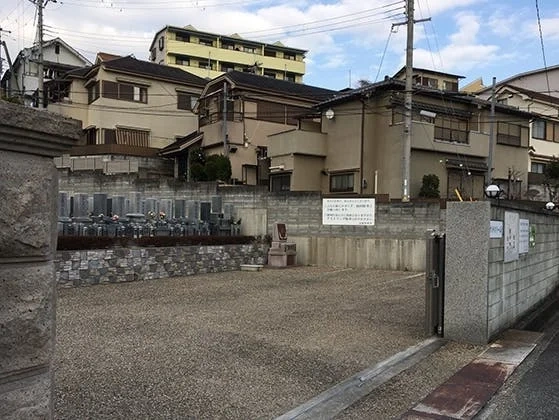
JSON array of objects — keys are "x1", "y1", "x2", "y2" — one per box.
[{"x1": 268, "y1": 129, "x2": 327, "y2": 157}]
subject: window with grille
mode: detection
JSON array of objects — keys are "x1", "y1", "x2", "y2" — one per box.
[
  {"x1": 270, "y1": 173, "x2": 291, "y2": 192},
  {"x1": 116, "y1": 128, "x2": 150, "y2": 147},
  {"x1": 434, "y1": 115, "x2": 469, "y2": 144},
  {"x1": 497, "y1": 122, "x2": 523, "y2": 146},
  {"x1": 330, "y1": 173, "x2": 355, "y2": 192}
]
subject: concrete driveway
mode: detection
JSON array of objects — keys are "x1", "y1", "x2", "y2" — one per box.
[{"x1": 54, "y1": 266, "x2": 426, "y2": 419}]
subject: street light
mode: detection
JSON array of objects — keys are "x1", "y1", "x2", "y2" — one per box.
[
  {"x1": 546, "y1": 201, "x2": 556, "y2": 211},
  {"x1": 485, "y1": 184, "x2": 502, "y2": 199}
]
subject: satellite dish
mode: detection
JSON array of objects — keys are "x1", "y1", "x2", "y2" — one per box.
[{"x1": 325, "y1": 108, "x2": 335, "y2": 120}]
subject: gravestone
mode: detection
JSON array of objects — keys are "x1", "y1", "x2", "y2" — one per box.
[
  {"x1": 73, "y1": 193, "x2": 90, "y2": 218},
  {"x1": 129, "y1": 192, "x2": 142, "y2": 213},
  {"x1": 174, "y1": 199, "x2": 186, "y2": 219},
  {"x1": 268, "y1": 222, "x2": 297, "y2": 267},
  {"x1": 200, "y1": 202, "x2": 212, "y2": 222},
  {"x1": 58, "y1": 192, "x2": 70, "y2": 217},
  {"x1": 160, "y1": 199, "x2": 173, "y2": 217},
  {"x1": 187, "y1": 201, "x2": 199, "y2": 220},
  {"x1": 112, "y1": 196, "x2": 126, "y2": 217},
  {"x1": 144, "y1": 198, "x2": 158, "y2": 216},
  {"x1": 211, "y1": 196, "x2": 223, "y2": 214},
  {"x1": 93, "y1": 193, "x2": 108, "y2": 216},
  {"x1": 0, "y1": 101, "x2": 81, "y2": 419},
  {"x1": 223, "y1": 203, "x2": 234, "y2": 221}
]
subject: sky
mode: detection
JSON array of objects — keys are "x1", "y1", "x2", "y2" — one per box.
[{"x1": 1, "y1": 0, "x2": 559, "y2": 91}]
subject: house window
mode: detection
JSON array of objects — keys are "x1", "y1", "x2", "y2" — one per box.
[
  {"x1": 222, "y1": 42, "x2": 235, "y2": 50},
  {"x1": 532, "y1": 119, "x2": 546, "y2": 139},
  {"x1": 116, "y1": 127, "x2": 150, "y2": 147},
  {"x1": 284, "y1": 53, "x2": 295, "y2": 60},
  {"x1": 158, "y1": 37, "x2": 164, "y2": 51},
  {"x1": 103, "y1": 128, "x2": 116, "y2": 144},
  {"x1": 263, "y1": 71, "x2": 276, "y2": 79},
  {"x1": 531, "y1": 162, "x2": 546, "y2": 174},
  {"x1": 198, "y1": 60, "x2": 210, "y2": 69},
  {"x1": 199, "y1": 38, "x2": 213, "y2": 46},
  {"x1": 415, "y1": 76, "x2": 439, "y2": 89},
  {"x1": 285, "y1": 72, "x2": 296, "y2": 82},
  {"x1": 264, "y1": 49, "x2": 276, "y2": 57},
  {"x1": 434, "y1": 115, "x2": 469, "y2": 143},
  {"x1": 270, "y1": 173, "x2": 291, "y2": 192},
  {"x1": 176, "y1": 33, "x2": 189, "y2": 42},
  {"x1": 177, "y1": 92, "x2": 198, "y2": 110},
  {"x1": 84, "y1": 127, "x2": 97, "y2": 145},
  {"x1": 443, "y1": 80, "x2": 458, "y2": 92},
  {"x1": 220, "y1": 62, "x2": 235, "y2": 72},
  {"x1": 243, "y1": 46, "x2": 256, "y2": 53},
  {"x1": 88, "y1": 81, "x2": 100, "y2": 103},
  {"x1": 175, "y1": 55, "x2": 190, "y2": 66},
  {"x1": 330, "y1": 173, "x2": 355, "y2": 192},
  {"x1": 497, "y1": 122, "x2": 523, "y2": 146},
  {"x1": 102, "y1": 81, "x2": 147, "y2": 103}
]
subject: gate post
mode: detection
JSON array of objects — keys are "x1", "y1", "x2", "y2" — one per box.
[
  {"x1": 425, "y1": 231, "x2": 445, "y2": 336},
  {"x1": 0, "y1": 102, "x2": 81, "y2": 418}
]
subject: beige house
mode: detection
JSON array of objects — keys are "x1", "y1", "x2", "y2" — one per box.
[
  {"x1": 477, "y1": 84, "x2": 559, "y2": 200},
  {"x1": 268, "y1": 69, "x2": 532, "y2": 199},
  {"x1": 160, "y1": 70, "x2": 336, "y2": 184},
  {"x1": 149, "y1": 25, "x2": 306, "y2": 83},
  {"x1": 46, "y1": 54, "x2": 206, "y2": 174}
]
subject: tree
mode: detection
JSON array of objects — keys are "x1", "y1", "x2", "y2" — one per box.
[
  {"x1": 419, "y1": 174, "x2": 440, "y2": 198},
  {"x1": 188, "y1": 148, "x2": 231, "y2": 182},
  {"x1": 543, "y1": 157, "x2": 559, "y2": 201}
]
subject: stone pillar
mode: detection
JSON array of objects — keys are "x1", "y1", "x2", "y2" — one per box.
[
  {"x1": 0, "y1": 101, "x2": 81, "y2": 418},
  {"x1": 445, "y1": 201, "x2": 491, "y2": 344}
]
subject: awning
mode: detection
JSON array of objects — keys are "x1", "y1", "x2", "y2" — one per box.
[{"x1": 158, "y1": 131, "x2": 203, "y2": 157}]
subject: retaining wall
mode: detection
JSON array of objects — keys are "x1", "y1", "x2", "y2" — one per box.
[{"x1": 55, "y1": 244, "x2": 268, "y2": 287}]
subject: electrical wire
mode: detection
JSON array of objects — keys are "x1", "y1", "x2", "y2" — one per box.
[{"x1": 535, "y1": 0, "x2": 551, "y2": 97}]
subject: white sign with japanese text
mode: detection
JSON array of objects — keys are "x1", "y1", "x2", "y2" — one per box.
[
  {"x1": 322, "y1": 198, "x2": 375, "y2": 226},
  {"x1": 504, "y1": 211, "x2": 519, "y2": 263},
  {"x1": 519, "y1": 219, "x2": 530, "y2": 254},
  {"x1": 490, "y1": 220, "x2": 503, "y2": 239}
]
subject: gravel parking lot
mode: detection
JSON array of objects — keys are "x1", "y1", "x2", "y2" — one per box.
[{"x1": 54, "y1": 266, "x2": 427, "y2": 419}]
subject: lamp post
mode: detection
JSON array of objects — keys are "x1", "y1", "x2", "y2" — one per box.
[
  {"x1": 485, "y1": 184, "x2": 502, "y2": 200},
  {"x1": 546, "y1": 201, "x2": 556, "y2": 211}
]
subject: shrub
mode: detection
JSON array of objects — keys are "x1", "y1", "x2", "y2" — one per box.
[
  {"x1": 57, "y1": 235, "x2": 256, "y2": 250},
  {"x1": 419, "y1": 174, "x2": 440, "y2": 198}
]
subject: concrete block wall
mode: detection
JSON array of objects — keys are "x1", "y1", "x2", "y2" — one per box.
[
  {"x1": 0, "y1": 102, "x2": 81, "y2": 419},
  {"x1": 55, "y1": 244, "x2": 268, "y2": 288},
  {"x1": 487, "y1": 205, "x2": 559, "y2": 338},
  {"x1": 445, "y1": 201, "x2": 559, "y2": 344}
]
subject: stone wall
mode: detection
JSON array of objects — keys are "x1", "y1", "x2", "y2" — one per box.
[
  {"x1": 55, "y1": 244, "x2": 268, "y2": 288},
  {"x1": 0, "y1": 102, "x2": 81, "y2": 418},
  {"x1": 445, "y1": 201, "x2": 559, "y2": 344}
]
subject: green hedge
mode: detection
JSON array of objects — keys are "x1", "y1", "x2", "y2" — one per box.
[{"x1": 57, "y1": 235, "x2": 257, "y2": 251}]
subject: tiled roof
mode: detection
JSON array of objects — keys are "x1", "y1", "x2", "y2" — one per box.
[
  {"x1": 224, "y1": 71, "x2": 337, "y2": 102},
  {"x1": 103, "y1": 56, "x2": 207, "y2": 86},
  {"x1": 501, "y1": 84, "x2": 559, "y2": 106}
]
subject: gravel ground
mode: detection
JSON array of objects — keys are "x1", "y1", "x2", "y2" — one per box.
[{"x1": 54, "y1": 267, "x2": 430, "y2": 419}]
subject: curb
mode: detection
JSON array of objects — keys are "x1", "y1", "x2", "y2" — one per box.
[{"x1": 400, "y1": 330, "x2": 542, "y2": 420}]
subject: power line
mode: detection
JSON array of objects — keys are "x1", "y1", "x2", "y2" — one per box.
[{"x1": 535, "y1": 0, "x2": 551, "y2": 97}]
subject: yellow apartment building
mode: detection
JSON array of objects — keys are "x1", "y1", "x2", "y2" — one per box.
[{"x1": 149, "y1": 25, "x2": 306, "y2": 83}]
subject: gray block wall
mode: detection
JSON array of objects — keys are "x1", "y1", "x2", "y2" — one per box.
[
  {"x1": 0, "y1": 102, "x2": 81, "y2": 419},
  {"x1": 445, "y1": 201, "x2": 559, "y2": 344}
]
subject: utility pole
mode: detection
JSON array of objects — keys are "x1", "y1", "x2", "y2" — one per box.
[
  {"x1": 222, "y1": 81, "x2": 229, "y2": 156},
  {"x1": 0, "y1": 27, "x2": 11, "y2": 78},
  {"x1": 394, "y1": 0, "x2": 429, "y2": 201},
  {"x1": 30, "y1": 0, "x2": 56, "y2": 108},
  {"x1": 487, "y1": 76, "x2": 497, "y2": 184}
]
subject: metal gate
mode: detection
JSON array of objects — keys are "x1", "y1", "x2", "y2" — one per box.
[{"x1": 425, "y1": 231, "x2": 445, "y2": 337}]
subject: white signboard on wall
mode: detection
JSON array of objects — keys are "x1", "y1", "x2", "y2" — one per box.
[
  {"x1": 519, "y1": 219, "x2": 530, "y2": 254},
  {"x1": 504, "y1": 211, "x2": 519, "y2": 263},
  {"x1": 322, "y1": 198, "x2": 375, "y2": 226},
  {"x1": 490, "y1": 220, "x2": 503, "y2": 239}
]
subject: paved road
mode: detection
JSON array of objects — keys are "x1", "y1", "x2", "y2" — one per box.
[
  {"x1": 476, "y1": 312, "x2": 559, "y2": 420},
  {"x1": 54, "y1": 267, "x2": 429, "y2": 419}
]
